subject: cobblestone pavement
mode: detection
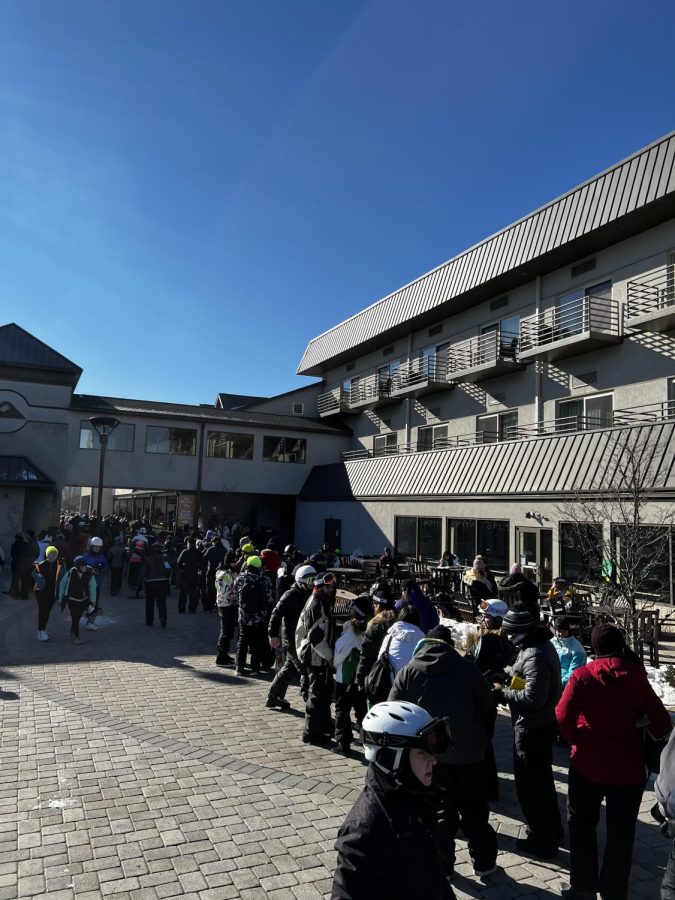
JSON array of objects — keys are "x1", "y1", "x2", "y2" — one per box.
[{"x1": 0, "y1": 583, "x2": 668, "y2": 899}]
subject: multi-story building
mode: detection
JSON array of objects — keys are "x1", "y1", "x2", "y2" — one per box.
[{"x1": 295, "y1": 132, "x2": 675, "y2": 597}]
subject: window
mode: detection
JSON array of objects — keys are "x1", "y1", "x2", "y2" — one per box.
[
  {"x1": 79, "y1": 421, "x2": 135, "y2": 451},
  {"x1": 145, "y1": 426, "x2": 197, "y2": 455},
  {"x1": 557, "y1": 393, "x2": 613, "y2": 431},
  {"x1": 557, "y1": 280, "x2": 612, "y2": 336},
  {"x1": 559, "y1": 522, "x2": 603, "y2": 581},
  {"x1": 263, "y1": 436, "x2": 306, "y2": 463},
  {"x1": 447, "y1": 518, "x2": 509, "y2": 570},
  {"x1": 206, "y1": 431, "x2": 254, "y2": 460},
  {"x1": 481, "y1": 314, "x2": 520, "y2": 358},
  {"x1": 668, "y1": 378, "x2": 675, "y2": 417},
  {"x1": 292, "y1": 402, "x2": 304, "y2": 415},
  {"x1": 419, "y1": 341, "x2": 450, "y2": 378},
  {"x1": 395, "y1": 516, "x2": 417, "y2": 560},
  {"x1": 378, "y1": 360, "x2": 400, "y2": 390},
  {"x1": 418, "y1": 424, "x2": 448, "y2": 451},
  {"x1": 571, "y1": 258, "x2": 596, "y2": 278},
  {"x1": 477, "y1": 410, "x2": 518, "y2": 442},
  {"x1": 394, "y1": 516, "x2": 442, "y2": 561},
  {"x1": 373, "y1": 433, "x2": 398, "y2": 456}
]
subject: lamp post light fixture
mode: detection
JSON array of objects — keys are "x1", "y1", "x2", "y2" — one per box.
[{"x1": 89, "y1": 416, "x2": 120, "y2": 518}]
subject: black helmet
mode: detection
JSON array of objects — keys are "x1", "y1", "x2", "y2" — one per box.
[{"x1": 284, "y1": 544, "x2": 296, "y2": 555}]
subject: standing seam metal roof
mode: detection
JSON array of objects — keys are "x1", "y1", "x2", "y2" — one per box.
[{"x1": 298, "y1": 132, "x2": 675, "y2": 374}]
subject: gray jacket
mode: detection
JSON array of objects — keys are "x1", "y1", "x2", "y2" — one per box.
[
  {"x1": 656, "y1": 729, "x2": 675, "y2": 817},
  {"x1": 501, "y1": 627, "x2": 561, "y2": 729}
]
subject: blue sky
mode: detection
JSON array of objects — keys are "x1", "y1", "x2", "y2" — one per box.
[{"x1": 1, "y1": 0, "x2": 675, "y2": 404}]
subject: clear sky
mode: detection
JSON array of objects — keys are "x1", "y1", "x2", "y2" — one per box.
[{"x1": 1, "y1": 0, "x2": 675, "y2": 404}]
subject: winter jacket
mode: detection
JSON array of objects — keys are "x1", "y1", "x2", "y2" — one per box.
[
  {"x1": 500, "y1": 627, "x2": 561, "y2": 729},
  {"x1": 334, "y1": 621, "x2": 365, "y2": 685},
  {"x1": 378, "y1": 621, "x2": 425, "y2": 677},
  {"x1": 472, "y1": 631, "x2": 514, "y2": 680},
  {"x1": 177, "y1": 547, "x2": 203, "y2": 582},
  {"x1": 551, "y1": 635, "x2": 587, "y2": 688},
  {"x1": 268, "y1": 584, "x2": 312, "y2": 652},
  {"x1": 389, "y1": 639, "x2": 493, "y2": 766},
  {"x1": 332, "y1": 766, "x2": 453, "y2": 900},
  {"x1": 557, "y1": 655, "x2": 671, "y2": 785},
  {"x1": 138, "y1": 553, "x2": 170, "y2": 585},
  {"x1": 107, "y1": 544, "x2": 125, "y2": 568},
  {"x1": 355, "y1": 612, "x2": 396, "y2": 687},
  {"x1": 203, "y1": 542, "x2": 226, "y2": 577},
  {"x1": 462, "y1": 570, "x2": 498, "y2": 604},
  {"x1": 33, "y1": 559, "x2": 65, "y2": 601},
  {"x1": 58, "y1": 567, "x2": 98, "y2": 606},
  {"x1": 656, "y1": 729, "x2": 675, "y2": 817},
  {"x1": 235, "y1": 571, "x2": 268, "y2": 626},
  {"x1": 80, "y1": 551, "x2": 109, "y2": 584},
  {"x1": 407, "y1": 587, "x2": 439, "y2": 633},
  {"x1": 295, "y1": 592, "x2": 334, "y2": 669},
  {"x1": 214, "y1": 568, "x2": 236, "y2": 608},
  {"x1": 498, "y1": 573, "x2": 541, "y2": 620}
]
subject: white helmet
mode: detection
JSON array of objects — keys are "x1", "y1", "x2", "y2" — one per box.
[
  {"x1": 89, "y1": 537, "x2": 103, "y2": 548},
  {"x1": 362, "y1": 702, "x2": 451, "y2": 777},
  {"x1": 294, "y1": 564, "x2": 316, "y2": 588}
]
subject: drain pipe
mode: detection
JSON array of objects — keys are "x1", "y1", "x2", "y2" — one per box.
[
  {"x1": 405, "y1": 331, "x2": 413, "y2": 445},
  {"x1": 534, "y1": 275, "x2": 542, "y2": 429}
]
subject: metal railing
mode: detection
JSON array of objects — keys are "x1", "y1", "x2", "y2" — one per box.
[
  {"x1": 317, "y1": 386, "x2": 348, "y2": 416},
  {"x1": 391, "y1": 353, "x2": 450, "y2": 391},
  {"x1": 447, "y1": 329, "x2": 519, "y2": 374},
  {"x1": 520, "y1": 295, "x2": 620, "y2": 351},
  {"x1": 626, "y1": 264, "x2": 675, "y2": 320},
  {"x1": 347, "y1": 373, "x2": 391, "y2": 407},
  {"x1": 507, "y1": 414, "x2": 614, "y2": 438}
]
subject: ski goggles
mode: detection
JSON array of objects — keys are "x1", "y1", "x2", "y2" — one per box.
[
  {"x1": 313, "y1": 572, "x2": 336, "y2": 588},
  {"x1": 362, "y1": 716, "x2": 453, "y2": 755}
]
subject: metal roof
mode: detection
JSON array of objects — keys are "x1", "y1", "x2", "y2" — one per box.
[
  {"x1": 299, "y1": 422, "x2": 675, "y2": 500},
  {"x1": 71, "y1": 394, "x2": 351, "y2": 436},
  {"x1": 0, "y1": 456, "x2": 54, "y2": 487},
  {"x1": 0, "y1": 323, "x2": 82, "y2": 377},
  {"x1": 298, "y1": 132, "x2": 675, "y2": 375}
]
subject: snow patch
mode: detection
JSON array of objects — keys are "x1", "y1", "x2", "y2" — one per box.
[
  {"x1": 646, "y1": 666, "x2": 675, "y2": 709},
  {"x1": 47, "y1": 798, "x2": 77, "y2": 810}
]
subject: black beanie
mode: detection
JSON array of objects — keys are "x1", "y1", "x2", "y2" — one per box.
[
  {"x1": 426, "y1": 625, "x2": 454, "y2": 644},
  {"x1": 501, "y1": 607, "x2": 536, "y2": 636},
  {"x1": 554, "y1": 616, "x2": 571, "y2": 631},
  {"x1": 591, "y1": 624, "x2": 625, "y2": 657}
]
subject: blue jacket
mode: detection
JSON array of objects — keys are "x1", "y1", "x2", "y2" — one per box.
[
  {"x1": 551, "y1": 635, "x2": 587, "y2": 688},
  {"x1": 80, "y1": 550, "x2": 109, "y2": 585}
]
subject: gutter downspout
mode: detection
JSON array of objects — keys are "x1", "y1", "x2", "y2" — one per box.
[
  {"x1": 534, "y1": 275, "x2": 542, "y2": 430},
  {"x1": 404, "y1": 331, "x2": 413, "y2": 446},
  {"x1": 194, "y1": 421, "x2": 205, "y2": 528}
]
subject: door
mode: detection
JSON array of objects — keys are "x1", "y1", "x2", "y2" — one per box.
[
  {"x1": 324, "y1": 518, "x2": 342, "y2": 551},
  {"x1": 515, "y1": 526, "x2": 553, "y2": 590}
]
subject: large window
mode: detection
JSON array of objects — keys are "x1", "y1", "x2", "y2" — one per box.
[
  {"x1": 145, "y1": 426, "x2": 197, "y2": 456},
  {"x1": 394, "y1": 515, "x2": 442, "y2": 561},
  {"x1": 481, "y1": 314, "x2": 520, "y2": 358},
  {"x1": 446, "y1": 518, "x2": 509, "y2": 571},
  {"x1": 557, "y1": 394, "x2": 613, "y2": 432},
  {"x1": 79, "y1": 421, "x2": 135, "y2": 451},
  {"x1": 207, "y1": 431, "x2": 254, "y2": 460},
  {"x1": 418, "y1": 424, "x2": 448, "y2": 451},
  {"x1": 477, "y1": 410, "x2": 518, "y2": 442},
  {"x1": 557, "y1": 280, "x2": 612, "y2": 336},
  {"x1": 263, "y1": 436, "x2": 306, "y2": 464},
  {"x1": 373, "y1": 433, "x2": 398, "y2": 456},
  {"x1": 559, "y1": 522, "x2": 603, "y2": 581}
]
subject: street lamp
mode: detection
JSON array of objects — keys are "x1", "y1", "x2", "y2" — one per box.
[{"x1": 89, "y1": 416, "x2": 120, "y2": 518}]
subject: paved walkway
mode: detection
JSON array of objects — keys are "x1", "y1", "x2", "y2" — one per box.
[{"x1": 0, "y1": 582, "x2": 669, "y2": 899}]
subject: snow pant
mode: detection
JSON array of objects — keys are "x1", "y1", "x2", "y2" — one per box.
[
  {"x1": 483, "y1": 706, "x2": 499, "y2": 801},
  {"x1": 127, "y1": 561, "x2": 141, "y2": 589},
  {"x1": 110, "y1": 567, "x2": 123, "y2": 595},
  {"x1": 204, "y1": 574, "x2": 216, "y2": 612},
  {"x1": 268, "y1": 650, "x2": 303, "y2": 702},
  {"x1": 36, "y1": 592, "x2": 55, "y2": 631},
  {"x1": 236, "y1": 622, "x2": 266, "y2": 672},
  {"x1": 145, "y1": 581, "x2": 168, "y2": 626},
  {"x1": 513, "y1": 723, "x2": 563, "y2": 853},
  {"x1": 217, "y1": 606, "x2": 237, "y2": 655},
  {"x1": 67, "y1": 599, "x2": 87, "y2": 638},
  {"x1": 19, "y1": 565, "x2": 33, "y2": 600},
  {"x1": 304, "y1": 665, "x2": 333, "y2": 740},
  {"x1": 334, "y1": 681, "x2": 367, "y2": 750},
  {"x1": 178, "y1": 578, "x2": 199, "y2": 613},
  {"x1": 662, "y1": 839, "x2": 675, "y2": 899},
  {"x1": 568, "y1": 767, "x2": 644, "y2": 900},
  {"x1": 433, "y1": 761, "x2": 498, "y2": 875}
]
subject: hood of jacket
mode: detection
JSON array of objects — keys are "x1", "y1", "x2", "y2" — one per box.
[
  {"x1": 585, "y1": 655, "x2": 637, "y2": 687},
  {"x1": 388, "y1": 621, "x2": 425, "y2": 645},
  {"x1": 408, "y1": 638, "x2": 462, "y2": 675}
]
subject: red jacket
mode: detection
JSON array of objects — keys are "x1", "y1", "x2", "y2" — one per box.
[{"x1": 556, "y1": 656, "x2": 671, "y2": 785}]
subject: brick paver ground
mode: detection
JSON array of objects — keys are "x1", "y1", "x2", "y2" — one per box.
[{"x1": 0, "y1": 578, "x2": 669, "y2": 899}]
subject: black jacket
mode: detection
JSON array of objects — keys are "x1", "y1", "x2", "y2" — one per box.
[
  {"x1": 203, "y1": 542, "x2": 226, "y2": 577},
  {"x1": 355, "y1": 612, "x2": 395, "y2": 687},
  {"x1": 332, "y1": 766, "x2": 453, "y2": 900},
  {"x1": 177, "y1": 547, "x2": 203, "y2": 581},
  {"x1": 500, "y1": 626, "x2": 562, "y2": 729},
  {"x1": 498, "y1": 574, "x2": 541, "y2": 620},
  {"x1": 473, "y1": 631, "x2": 514, "y2": 680},
  {"x1": 389, "y1": 640, "x2": 493, "y2": 766},
  {"x1": 268, "y1": 584, "x2": 312, "y2": 652}
]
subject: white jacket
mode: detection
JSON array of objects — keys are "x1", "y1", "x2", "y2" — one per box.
[
  {"x1": 378, "y1": 621, "x2": 425, "y2": 677},
  {"x1": 333, "y1": 621, "x2": 364, "y2": 685}
]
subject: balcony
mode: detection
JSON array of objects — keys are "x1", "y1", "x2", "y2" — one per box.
[
  {"x1": 346, "y1": 373, "x2": 397, "y2": 411},
  {"x1": 626, "y1": 264, "x2": 675, "y2": 332},
  {"x1": 447, "y1": 330, "x2": 524, "y2": 382},
  {"x1": 389, "y1": 354, "x2": 454, "y2": 399},
  {"x1": 317, "y1": 387, "x2": 350, "y2": 417},
  {"x1": 519, "y1": 296, "x2": 621, "y2": 362}
]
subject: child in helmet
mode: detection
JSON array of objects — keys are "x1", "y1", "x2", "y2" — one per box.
[{"x1": 332, "y1": 701, "x2": 455, "y2": 900}]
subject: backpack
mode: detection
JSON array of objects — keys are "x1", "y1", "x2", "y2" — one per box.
[{"x1": 365, "y1": 633, "x2": 396, "y2": 703}]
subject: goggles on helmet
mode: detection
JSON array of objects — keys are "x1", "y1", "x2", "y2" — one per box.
[
  {"x1": 297, "y1": 573, "x2": 315, "y2": 587},
  {"x1": 314, "y1": 572, "x2": 336, "y2": 588},
  {"x1": 362, "y1": 716, "x2": 453, "y2": 755}
]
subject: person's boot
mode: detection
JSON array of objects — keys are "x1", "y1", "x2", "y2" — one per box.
[
  {"x1": 215, "y1": 653, "x2": 233, "y2": 667},
  {"x1": 266, "y1": 696, "x2": 290, "y2": 709}
]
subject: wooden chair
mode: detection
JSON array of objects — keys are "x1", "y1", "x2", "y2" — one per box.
[{"x1": 636, "y1": 608, "x2": 660, "y2": 668}]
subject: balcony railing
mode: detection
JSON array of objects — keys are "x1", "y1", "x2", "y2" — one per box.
[
  {"x1": 507, "y1": 414, "x2": 614, "y2": 438},
  {"x1": 347, "y1": 373, "x2": 393, "y2": 409},
  {"x1": 626, "y1": 264, "x2": 675, "y2": 331},
  {"x1": 447, "y1": 330, "x2": 522, "y2": 382},
  {"x1": 317, "y1": 386, "x2": 349, "y2": 417},
  {"x1": 390, "y1": 353, "x2": 453, "y2": 397},
  {"x1": 519, "y1": 295, "x2": 621, "y2": 361}
]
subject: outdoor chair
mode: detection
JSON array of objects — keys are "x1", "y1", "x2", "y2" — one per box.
[{"x1": 636, "y1": 608, "x2": 660, "y2": 668}]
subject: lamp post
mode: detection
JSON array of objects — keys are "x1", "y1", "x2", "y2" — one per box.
[{"x1": 89, "y1": 416, "x2": 120, "y2": 518}]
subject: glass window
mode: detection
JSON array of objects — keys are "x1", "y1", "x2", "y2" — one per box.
[
  {"x1": 418, "y1": 517, "x2": 442, "y2": 561},
  {"x1": 418, "y1": 424, "x2": 448, "y2": 451},
  {"x1": 206, "y1": 431, "x2": 254, "y2": 460},
  {"x1": 477, "y1": 411, "x2": 517, "y2": 442},
  {"x1": 373, "y1": 433, "x2": 398, "y2": 456},
  {"x1": 558, "y1": 394, "x2": 613, "y2": 431},
  {"x1": 668, "y1": 378, "x2": 675, "y2": 418},
  {"x1": 559, "y1": 522, "x2": 603, "y2": 582},
  {"x1": 79, "y1": 421, "x2": 135, "y2": 451},
  {"x1": 263, "y1": 436, "x2": 307, "y2": 463},
  {"x1": 446, "y1": 518, "x2": 476, "y2": 565},
  {"x1": 395, "y1": 516, "x2": 417, "y2": 560},
  {"x1": 476, "y1": 520, "x2": 509, "y2": 572},
  {"x1": 145, "y1": 426, "x2": 197, "y2": 455}
]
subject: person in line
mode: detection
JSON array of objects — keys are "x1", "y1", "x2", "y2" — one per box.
[
  {"x1": 498, "y1": 563, "x2": 541, "y2": 622},
  {"x1": 33, "y1": 545, "x2": 65, "y2": 641},
  {"x1": 176, "y1": 536, "x2": 203, "y2": 613},
  {"x1": 138, "y1": 542, "x2": 170, "y2": 627},
  {"x1": 400, "y1": 578, "x2": 439, "y2": 634},
  {"x1": 266, "y1": 565, "x2": 316, "y2": 710},
  {"x1": 107, "y1": 536, "x2": 125, "y2": 596},
  {"x1": 389, "y1": 624, "x2": 498, "y2": 880},
  {"x1": 214, "y1": 558, "x2": 239, "y2": 666},
  {"x1": 275, "y1": 543, "x2": 303, "y2": 599},
  {"x1": 202, "y1": 535, "x2": 226, "y2": 611},
  {"x1": 355, "y1": 593, "x2": 396, "y2": 693},
  {"x1": 296, "y1": 571, "x2": 336, "y2": 745},
  {"x1": 58, "y1": 555, "x2": 98, "y2": 645},
  {"x1": 333, "y1": 597, "x2": 370, "y2": 755},
  {"x1": 234, "y1": 555, "x2": 268, "y2": 675},
  {"x1": 379, "y1": 602, "x2": 425, "y2": 678},
  {"x1": 332, "y1": 701, "x2": 455, "y2": 900},
  {"x1": 80, "y1": 536, "x2": 109, "y2": 630},
  {"x1": 557, "y1": 624, "x2": 671, "y2": 900},
  {"x1": 551, "y1": 616, "x2": 587, "y2": 690},
  {"x1": 462, "y1": 556, "x2": 498, "y2": 609},
  {"x1": 493, "y1": 604, "x2": 563, "y2": 859},
  {"x1": 126, "y1": 538, "x2": 146, "y2": 595}
]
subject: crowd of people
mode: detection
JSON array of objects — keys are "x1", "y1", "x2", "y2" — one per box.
[{"x1": 4, "y1": 521, "x2": 675, "y2": 899}]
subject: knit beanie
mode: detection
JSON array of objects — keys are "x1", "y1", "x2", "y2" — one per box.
[
  {"x1": 425, "y1": 625, "x2": 454, "y2": 644},
  {"x1": 591, "y1": 624, "x2": 625, "y2": 657},
  {"x1": 510, "y1": 563, "x2": 521, "y2": 575},
  {"x1": 554, "y1": 616, "x2": 571, "y2": 632},
  {"x1": 501, "y1": 606, "x2": 536, "y2": 637}
]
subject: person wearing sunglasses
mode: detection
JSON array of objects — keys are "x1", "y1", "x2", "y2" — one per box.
[
  {"x1": 295, "y1": 571, "x2": 337, "y2": 745},
  {"x1": 332, "y1": 701, "x2": 455, "y2": 900}
]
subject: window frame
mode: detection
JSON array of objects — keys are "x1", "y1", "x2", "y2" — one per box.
[
  {"x1": 145, "y1": 425, "x2": 197, "y2": 456},
  {"x1": 476, "y1": 409, "x2": 518, "y2": 442},
  {"x1": 79, "y1": 420, "x2": 135, "y2": 452},
  {"x1": 262, "y1": 435, "x2": 307, "y2": 464},
  {"x1": 206, "y1": 430, "x2": 254, "y2": 461}
]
